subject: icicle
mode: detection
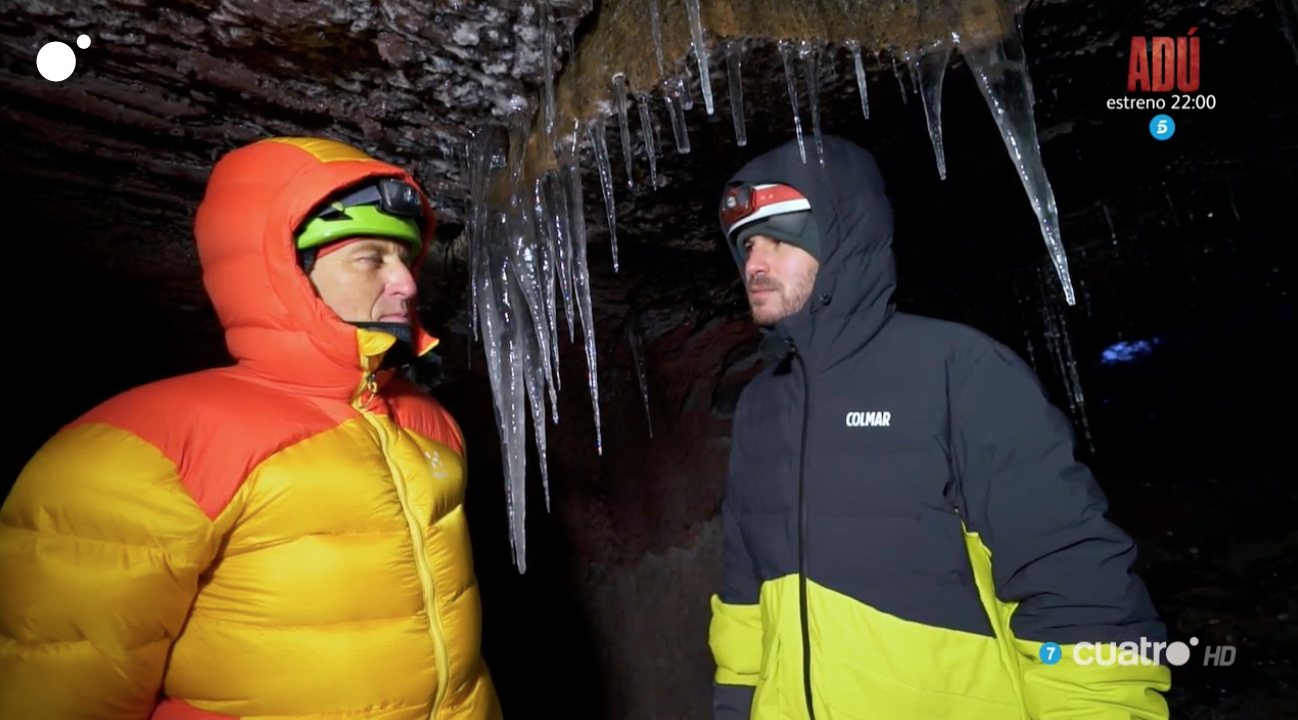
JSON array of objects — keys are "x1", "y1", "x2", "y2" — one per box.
[
  {"x1": 890, "y1": 54, "x2": 909, "y2": 104},
  {"x1": 906, "y1": 50, "x2": 921, "y2": 96},
  {"x1": 540, "y1": 0, "x2": 556, "y2": 146},
  {"x1": 649, "y1": 101, "x2": 664, "y2": 155},
  {"x1": 1161, "y1": 181, "x2": 1177, "y2": 226},
  {"x1": 468, "y1": 224, "x2": 478, "y2": 347},
  {"x1": 846, "y1": 39, "x2": 870, "y2": 121},
  {"x1": 501, "y1": 222, "x2": 531, "y2": 568},
  {"x1": 503, "y1": 110, "x2": 555, "y2": 442},
  {"x1": 1101, "y1": 203, "x2": 1117, "y2": 246},
  {"x1": 505, "y1": 103, "x2": 529, "y2": 191},
  {"x1": 611, "y1": 73, "x2": 636, "y2": 189},
  {"x1": 917, "y1": 46, "x2": 952, "y2": 180},
  {"x1": 636, "y1": 91, "x2": 659, "y2": 188},
  {"x1": 1076, "y1": 246, "x2": 1094, "y2": 322},
  {"x1": 563, "y1": 136, "x2": 603, "y2": 455},
  {"x1": 778, "y1": 41, "x2": 806, "y2": 164},
  {"x1": 679, "y1": 63, "x2": 695, "y2": 111},
  {"x1": 663, "y1": 79, "x2": 691, "y2": 154},
  {"x1": 586, "y1": 117, "x2": 620, "y2": 273},
  {"x1": 1015, "y1": 279, "x2": 1041, "y2": 375},
  {"x1": 506, "y1": 199, "x2": 552, "y2": 516},
  {"x1": 1038, "y1": 280, "x2": 1073, "y2": 420},
  {"x1": 478, "y1": 210, "x2": 528, "y2": 572},
  {"x1": 724, "y1": 40, "x2": 747, "y2": 147},
  {"x1": 798, "y1": 41, "x2": 824, "y2": 167},
  {"x1": 627, "y1": 307, "x2": 653, "y2": 438},
  {"x1": 532, "y1": 177, "x2": 562, "y2": 416},
  {"x1": 532, "y1": 177, "x2": 563, "y2": 396},
  {"x1": 502, "y1": 99, "x2": 556, "y2": 500},
  {"x1": 1054, "y1": 284, "x2": 1094, "y2": 455},
  {"x1": 1225, "y1": 177, "x2": 1241, "y2": 224},
  {"x1": 1036, "y1": 268, "x2": 1093, "y2": 455},
  {"x1": 960, "y1": 14, "x2": 1077, "y2": 305},
  {"x1": 1277, "y1": 0, "x2": 1298, "y2": 68},
  {"x1": 683, "y1": 0, "x2": 715, "y2": 115},
  {"x1": 552, "y1": 138, "x2": 584, "y2": 347},
  {"x1": 466, "y1": 141, "x2": 482, "y2": 346},
  {"x1": 649, "y1": 0, "x2": 666, "y2": 75},
  {"x1": 470, "y1": 217, "x2": 502, "y2": 559},
  {"x1": 543, "y1": 165, "x2": 576, "y2": 344}
]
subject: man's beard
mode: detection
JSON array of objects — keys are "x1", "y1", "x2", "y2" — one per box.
[{"x1": 748, "y1": 264, "x2": 817, "y2": 327}]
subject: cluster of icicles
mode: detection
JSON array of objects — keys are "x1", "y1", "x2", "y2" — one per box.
[{"x1": 465, "y1": 0, "x2": 1076, "y2": 572}]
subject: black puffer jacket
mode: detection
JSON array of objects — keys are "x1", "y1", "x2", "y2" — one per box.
[{"x1": 708, "y1": 135, "x2": 1170, "y2": 720}]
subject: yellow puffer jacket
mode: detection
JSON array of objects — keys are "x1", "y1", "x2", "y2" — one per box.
[{"x1": 0, "y1": 137, "x2": 501, "y2": 720}]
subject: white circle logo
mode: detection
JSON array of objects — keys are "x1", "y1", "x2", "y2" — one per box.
[
  {"x1": 36, "y1": 35, "x2": 90, "y2": 82},
  {"x1": 1164, "y1": 637, "x2": 1198, "y2": 667},
  {"x1": 1164, "y1": 642, "x2": 1190, "y2": 666}
]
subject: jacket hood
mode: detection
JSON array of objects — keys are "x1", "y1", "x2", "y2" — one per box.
[
  {"x1": 723, "y1": 135, "x2": 897, "y2": 370},
  {"x1": 193, "y1": 137, "x2": 440, "y2": 399}
]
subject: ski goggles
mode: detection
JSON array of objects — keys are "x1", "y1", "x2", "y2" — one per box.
[{"x1": 324, "y1": 177, "x2": 424, "y2": 222}]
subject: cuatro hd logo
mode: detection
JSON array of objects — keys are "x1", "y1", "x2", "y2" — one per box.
[
  {"x1": 36, "y1": 35, "x2": 92, "y2": 82},
  {"x1": 1038, "y1": 636, "x2": 1238, "y2": 668},
  {"x1": 1105, "y1": 26, "x2": 1216, "y2": 142}
]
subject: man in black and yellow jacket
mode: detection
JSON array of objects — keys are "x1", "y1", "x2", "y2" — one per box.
[{"x1": 708, "y1": 135, "x2": 1172, "y2": 719}]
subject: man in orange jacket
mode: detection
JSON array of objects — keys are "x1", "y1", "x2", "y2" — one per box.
[{"x1": 0, "y1": 137, "x2": 501, "y2": 719}]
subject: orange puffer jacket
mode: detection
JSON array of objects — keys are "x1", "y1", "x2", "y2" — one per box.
[{"x1": 0, "y1": 137, "x2": 501, "y2": 720}]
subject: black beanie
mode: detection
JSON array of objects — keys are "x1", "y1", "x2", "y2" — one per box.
[{"x1": 731, "y1": 211, "x2": 819, "y2": 266}]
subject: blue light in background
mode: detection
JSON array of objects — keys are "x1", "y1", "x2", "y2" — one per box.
[{"x1": 1100, "y1": 337, "x2": 1165, "y2": 366}]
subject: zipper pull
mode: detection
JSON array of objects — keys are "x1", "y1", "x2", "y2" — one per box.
[{"x1": 356, "y1": 372, "x2": 379, "y2": 407}]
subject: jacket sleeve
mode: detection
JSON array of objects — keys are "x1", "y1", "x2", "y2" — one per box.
[
  {"x1": 0, "y1": 422, "x2": 221, "y2": 720},
  {"x1": 950, "y1": 338, "x2": 1171, "y2": 720},
  {"x1": 708, "y1": 394, "x2": 761, "y2": 720}
]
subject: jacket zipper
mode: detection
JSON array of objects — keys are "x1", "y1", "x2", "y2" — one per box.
[
  {"x1": 355, "y1": 371, "x2": 451, "y2": 719},
  {"x1": 793, "y1": 349, "x2": 816, "y2": 720}
]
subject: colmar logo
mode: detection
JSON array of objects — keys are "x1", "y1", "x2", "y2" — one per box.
[{"x1": 846, "y1": 411, "x2": 891, "y2": 428}]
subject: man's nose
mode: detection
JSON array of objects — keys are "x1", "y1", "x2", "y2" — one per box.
[
  {"x1": 387, "y1": 262, "x2": 417, "y2": 298},
  {"x1": 744, "y1": 246, "x2": 769, "y2": 280}
]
